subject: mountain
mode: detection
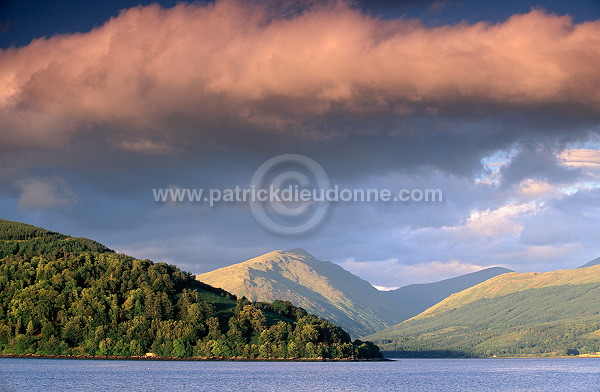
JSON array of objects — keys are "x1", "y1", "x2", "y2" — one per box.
[
  {"x1": 198, "y1": 249, "x2": 414, "y2": 337},
  {"x1": 0, "y1": 220, "x2": 381, "y2": 359},
  {"x1": 579, "y1": 256, "x2": 600, "y2": 268},
  {"x1": 198, "y1": 249, "x2": 512, "y2": 337},
  {"x1": 198, "y1": 249, "x2": 511, "y2": 337},
  {"x1": 384, "y1": 267, "x2": 513, "y2": 318},
  {"x1": 367, "y1": 265, "x2": 600, "y2": 357}
]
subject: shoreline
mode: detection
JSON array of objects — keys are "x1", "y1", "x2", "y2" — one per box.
[
  {"x1": 385, "y1": 355, "x2": 600, "y2": 360},
  {"x1": 2, "y1": 353, "x2": 597, "y2": 361},
  {"x1": 0, "y1": 353, "x2": 390, "y2": 362}
]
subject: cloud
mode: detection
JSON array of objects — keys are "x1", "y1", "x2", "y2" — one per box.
[
  {"x1": 518, "y1": 179, "x2": 560, "y2": 199},
  {"x1": 406, "y1": 202, "x2": 541, "y2": 245},
  {"x1": 522, "y1": 243, "x2": 582, "y2": 262},
  {"x1": 499, "y1": 148, "x2": 581, "y2": 187},
  {"x1": 399, "y1": 259, "x2": 485, "y2": 280},
  {"x1": 560, "y1": 148, "x2": 600, "y2": 171},
  {"x1": 341, "y1": 257, "x2": 485, "y2": 286},
  {"x1": 16, "y1": 176, "x2": 78, "y2": 210},
  {"x1": 1, "y1": 1, "x2": 599, "y2": 154},
  {"x1": 1, "y1": 0, "x2": 599, "y2": 196},
  {"x1": 118, "y1": 140, "x2": 174, "y2": 154}
]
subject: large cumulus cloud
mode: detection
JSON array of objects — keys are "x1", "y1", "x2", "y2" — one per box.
[
  {"x1": 1, "y1": 0, "x2": 600, "y2": 286},
  {"x1": 1, "y1": 1, "x2": 599, "y2": 154}
]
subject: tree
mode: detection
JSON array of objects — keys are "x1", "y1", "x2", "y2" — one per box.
[
  {"x1": 172, "y1": 338, "x2": 190, "y2": 357},
  {"x1": 129, "y1": 339, "x2": 143, "y2": 356},
  {"x1": 98, "y1": 338, "x2": 113, "y2": 356}
]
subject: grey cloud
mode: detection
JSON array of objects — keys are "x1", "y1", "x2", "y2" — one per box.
[
  {"x1": 499, "y1": 148, "x2": 582, "y2": 188},
  {"x1": 16, "y1": 176, "x2": 78, "y2": 210}
]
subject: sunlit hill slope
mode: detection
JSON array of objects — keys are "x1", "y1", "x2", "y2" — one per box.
[{"x1": 367, "y1": 265, "x2": 600, "y2": 357}]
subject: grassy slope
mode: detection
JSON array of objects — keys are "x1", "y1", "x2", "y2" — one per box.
[
  {"x1": 415, "y1": 267, "x2": 600, "y2": 319},
  {"x1": 198, "y1": 249, "x2": 413, "y2": 337},
  {"x1": 367, "y1": 265, "x2": 600, "y2": 357}
]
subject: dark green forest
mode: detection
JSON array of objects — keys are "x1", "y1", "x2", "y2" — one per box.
[
  {"x1": 0, "y1": 220, "x2": 381, "y2": 359},
  {"x1": 0, "y1": 219, "x2": 111, "y2": 258}
]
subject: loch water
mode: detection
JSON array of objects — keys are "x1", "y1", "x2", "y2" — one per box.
[{"x1": 1, "y1": 357, "x2": 599, "y2": 391}]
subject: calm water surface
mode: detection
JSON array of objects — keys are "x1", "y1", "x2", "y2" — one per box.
[{"x1": 1, "y1": 358, "x2": 598, "y2": 392}]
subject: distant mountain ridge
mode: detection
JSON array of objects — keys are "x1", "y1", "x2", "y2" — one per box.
[
  {"x1": 198, "y1": 249, "x2": 511, "y2": 337},
  {"x1": 384, "y1": 267, "x2": 513, "y2": 319},
  {"x1": 367, "y1": 264, "x2": 600, "y2": 357},
  {"x1": 579, "y1": 256, "x2": 600, "y2": 268}
]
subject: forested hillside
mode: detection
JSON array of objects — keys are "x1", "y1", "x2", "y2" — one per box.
[
  {"x1": 0, "y1": 219, "x2": 111, "y2": 258},
  {"x1": 0, "y1": 220, "x2": 381, "y2": 359}
]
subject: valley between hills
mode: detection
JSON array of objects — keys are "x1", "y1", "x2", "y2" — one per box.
[
  {"x1": 198, "y1": 249, "x2": 600, "y2": 357},
  {"x1": 197, "y1": 249, "x2": 512, "y2": 338},
  {"x1": 2, "y1": 218, "x2": 599, "y2": 359}
]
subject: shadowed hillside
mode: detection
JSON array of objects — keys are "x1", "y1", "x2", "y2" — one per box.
[{"x1": 579, "y1": 256, "x2": 600, "y2": 268}]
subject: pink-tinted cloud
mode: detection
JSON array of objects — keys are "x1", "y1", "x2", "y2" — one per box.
[
  {"x1": 1, "y1": 0, "x2": 599, "y2": 150},
  {"x1": 561, "y1": 148, "x2": 600, "y2": 169},
  {"x1": 341, "y1": 257, "x2": 486, "y2": 286}
]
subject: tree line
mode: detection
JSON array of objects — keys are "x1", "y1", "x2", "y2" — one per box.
[
  {"x1": 0, "y1": 249, "x2": 381, "y2": 359},
  {"x1": 0, "y1": 219, "x2": 111, "y2": 258}
]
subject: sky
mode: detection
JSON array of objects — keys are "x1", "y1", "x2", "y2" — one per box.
[{"x1": 1, "y1": 0, "x2": 600, "y2": 288}]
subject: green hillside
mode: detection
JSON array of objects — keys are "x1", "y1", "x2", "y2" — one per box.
[
  {"x1": 367, "y1": 266, "x2": 600, "y2": 357},
  {"x1": 0, "y1": 219, "x2": 111, "y2": 258},
  {"x1": 0, "y1": 220, "x2": 381, "y2": 359},
  {"x1": 198, "y1": 249, "x2": 414, "y2": 337}
]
